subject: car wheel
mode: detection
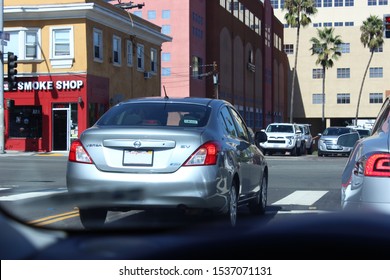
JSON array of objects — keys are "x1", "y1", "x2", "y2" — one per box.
[
  {"x1": 79, "y1": 208, "x2": 107, "y2": 229},
  {"x1": 291, "y1": 146, "x2": 297, "y2": 156},
  {"x1": 227, "y1": 183, "x2": 238, "y2": 227},
  {"x1": 249, "y1": 175, "x2": 267, "y2": 215},
  {"x1": 307, "y1": 145, "x2": 313, "y2": 155}
]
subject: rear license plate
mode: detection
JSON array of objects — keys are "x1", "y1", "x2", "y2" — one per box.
[{"x1": 123, "y1": 150, "x2": 153, "y2": 166}]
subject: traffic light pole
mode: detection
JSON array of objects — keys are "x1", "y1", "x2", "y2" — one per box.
[{"x1": 0, "y1": 0, "x2": 4, "y2": 154}]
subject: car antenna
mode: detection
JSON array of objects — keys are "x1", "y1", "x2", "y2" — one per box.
[{"x1": 163, "y1": 85, "x2": 169, "y2": 100}]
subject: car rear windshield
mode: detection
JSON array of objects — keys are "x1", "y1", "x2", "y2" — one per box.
[{"x1": 96, "y1": 102, "x2": 211, "y2": 127}]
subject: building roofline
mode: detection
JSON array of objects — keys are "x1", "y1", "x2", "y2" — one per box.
[{"x1": 4, "y1": 3, "x2": 172, "y2": 45}]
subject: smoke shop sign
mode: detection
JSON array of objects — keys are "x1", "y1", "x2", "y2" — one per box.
[{"x1": 17, "y1": 80, "x2": 84, "y2": 91}]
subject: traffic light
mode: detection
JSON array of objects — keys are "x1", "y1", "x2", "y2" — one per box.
[
  {"x1": 384, "y1": 15, "x2": 390, "y2": 39},
  {"x1": 7, "y1": 52, "x2": 18, "y2": 91}
]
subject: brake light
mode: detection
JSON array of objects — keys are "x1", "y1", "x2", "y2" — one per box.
[
  {"x1": 68, "y1": 139, "x2": 93, "y2": 164},
  {"x1": 364, "y1": 153, "x2": 390, "y2": 177},
  {"x1": 183, "y1": 141, "x2": 220, "y2": 166}
]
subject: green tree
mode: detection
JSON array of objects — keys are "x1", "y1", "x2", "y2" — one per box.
[
  {"x1": 310, "y1": 27, "x2": 343, "y2": 130},
  {"x1": 283, "y1": 0, "x2": 317, "y2": 123},
  {"x1": 355, "y1": 15, "x2": 384, "y2": 126}
]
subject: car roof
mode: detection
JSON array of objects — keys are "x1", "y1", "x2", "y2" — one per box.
[{"x1": 120, "y1": 97, "x2": 222, "y2": 107}]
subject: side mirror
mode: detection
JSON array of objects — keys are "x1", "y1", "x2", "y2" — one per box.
[{"x1": 255, "y1": 130, "x2": 267, "y2": 144}]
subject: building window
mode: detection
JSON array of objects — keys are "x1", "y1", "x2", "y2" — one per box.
[
  {"x1": 337, "y1": 93, "x2": 350, "y2": 104},
  {"x1": 133, "y1": 11, "x2": 142, "y2": 18},
  {"x1": 147, "y1": 10, "x2": 156, "y2": 19},
  {"x1": 379, "y1": 0, "x2": 388, "y2": 4},
  {"x1": 162, "y1": 52, "x2": 171, "y2": 62},
  {"x1": 313, "y1": 23, "x2": 322, "y2": 27},
  {"x1": 337, "y1": 68, "x2": 350, "y2": 78},
  {"x1": 93, "y1": 28, "x2": 103, "y2": 62},
  {"x1": 126, "y1": 40, "x2": 133, "y2": 67},
  {"x1": 313, "y1": 94, "x2": 324, "y2": 104},
  {"x1": 25, "y1": 31, "x2": 38, "y2": 59},
  {"x1": 335, "y1": 22, "x2": 344, "y2": 27},
  {"x1": 345, "y1": 0, "x2": 354, "y2": 6},
  {"x1": 324, "y1": 22, "x2": 332, "y2": 27},
  {"x1": 312, "y1": 68, "x2": 324, "y2": 79},
  {"x1": 51, "y1": 27, "x2": 72, "y2": 57},
  {"x1": 162, "y1": 67, "x2": 171, "y2": 76},
  {"x1": 50, "y1": 26, "x2": 73, "y2": 68},
  {"x1": 192, "y1": 56, "x2": 203, "y2": 79},
  {"x1": 323, "y1": 0, "x2": 332, "y2": 7},
  {"x1": 270, "y1": 0, "x2": 278, "y2": 9},
  {"x1": 368, "y1": 0, "x2": 377, "y2": 5},
  {"x1": 338, "y1": 43, "x2": 350, "y2": 53},
  {"x1": 281, "y1": 0, "x2": 286, "y2": 8},
  {"x1": 9, "y1": 106, "x2": 42, "y2": 138},
  {"x1": 345, "y1": 21, "x2": 354, "y2": 26},
  {"x1": 369, "y1": 67, "x2": 383, "y2": 78},
  {"x1": 315, "y1": 0, "x2": 322, "y2": 7},
  {"x1": 137, "y1": 44, "x2": 144, "y2": 71},
  {"x1": 334, "y1": 0, "x2": 343, "y2": 6},
  {"x1": 369, "y1": 93, "x2": 383, "y2": 103},
  {"x1": 284, "y1": 44, "x2": 294, "y2": 55},
  {"x1": 162, "y1": 25, "x2": 171, "y2": 35},
  {"x1": 373, "y1": 45, "x2": 383, "y2": 52},
  {"x1": 162, "y1": 10, "x2": 171, "y2": 19},
  {"x1": 150, "y1": 48, "x2": 157, "y2": 73},
  {"x1": 112, "y1": 35, "x2": 121, "y2": 65}
]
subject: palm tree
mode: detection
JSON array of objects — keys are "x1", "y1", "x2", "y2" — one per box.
[
  {"x1": 283, "y1": 0, "x2": 317, "y2": 123},
  {"x1": 355, "y1": 15, "x2": 384, "y2": 126},
  {"x1": 310, "y1": 27, "x2": 343, "y2": 130}
]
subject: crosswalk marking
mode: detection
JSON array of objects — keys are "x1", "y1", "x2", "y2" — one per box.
[{"x1": 272, "y1": 190, "x2": 328, "y2": 206}]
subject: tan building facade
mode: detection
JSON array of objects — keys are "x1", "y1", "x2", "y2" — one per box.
[
  {"x1": 3, "y1": 0, "x2": 170, "y2": 151},
  {"x1": 272, "y1": 1, "x2": 390, "y2": 134}
]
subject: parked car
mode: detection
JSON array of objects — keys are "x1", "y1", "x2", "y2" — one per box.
[
  {"x1": 341, "y1": 96, "x2": 390, "y2": 212},
  {"x1": 297, "y1": 124, "x2": 313, "y2": 154},
  {"x1": 66, "y1": 97, "x2": 268, "y2": 228},
  {"x1": 317, "y1": 126, "x2": 356, "y2": 157},
  {"x1": 259, "y1": 123, "x2": 304, "y2": 156},
  {"x1": 355, "y1": 128, "x2": 372, "y2": 138}
]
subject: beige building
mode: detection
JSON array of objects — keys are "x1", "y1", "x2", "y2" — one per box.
[{"x1": 272, "y1": 0, "x2": 390, "y2": 134}]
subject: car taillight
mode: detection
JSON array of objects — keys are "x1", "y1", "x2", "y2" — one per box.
[
  {"x1": 183, "y1": 141, "x2": 220, "y2": 166},
  {"x1": 364, "y1": 153, "x2": 390, "y2": 177},
  {"x1": 68, "y1": 139, "x2": 93, "y2": 164}
]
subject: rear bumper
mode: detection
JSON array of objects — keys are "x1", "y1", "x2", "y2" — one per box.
[{"x1": 66, "y1": 162, "x2": 230, "y2": 213}]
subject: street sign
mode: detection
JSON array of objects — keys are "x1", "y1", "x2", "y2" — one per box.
[{"x1": 0, "y1": 31, "x2": 10, "y2": 41}]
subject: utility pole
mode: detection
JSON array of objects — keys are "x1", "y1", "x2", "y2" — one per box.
[{"x1": 0, "y1": 0, "x2": 4, "y2": 154}]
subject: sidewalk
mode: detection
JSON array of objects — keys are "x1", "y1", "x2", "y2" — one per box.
[{"x1": 0, "y1": 150, "x2": 68, "y2": 157}]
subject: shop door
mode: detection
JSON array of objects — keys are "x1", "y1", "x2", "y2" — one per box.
[{"x1": 52, "y1": 104, "x2": 78, "y2": 151}]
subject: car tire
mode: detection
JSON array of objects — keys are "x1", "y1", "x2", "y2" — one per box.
[
  {"x1": 249, "y1": 175, "x2": 267, "y2": 215},
  {"x1": 307, "y1": 144, "x2": 313, "y2": 155},
  {"x1": 79, "y1": 208, "x2": 107, "y2": 229},
  {"x1": 291, "y1": 146, "x2": 297, "y2": 156},
  {"x1": 227, "y1": 183, "x2": 238, "y2": 227}
]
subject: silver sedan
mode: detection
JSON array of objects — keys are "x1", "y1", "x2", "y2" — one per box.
[
  {"x1": 66, "y1": 97, "x2": 268, "y2": 229},
  {"x1": 341, "y1": 96, "x2": 390, "y2": 212}
]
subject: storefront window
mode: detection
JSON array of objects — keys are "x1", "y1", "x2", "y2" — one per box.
[{"x1": 9, "y1": 106, "x2": 42, "y2": 138}]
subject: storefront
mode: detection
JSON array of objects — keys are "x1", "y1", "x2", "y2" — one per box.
[{"x1": 3, "y1": 74, "x2": 109, "y2": 152}]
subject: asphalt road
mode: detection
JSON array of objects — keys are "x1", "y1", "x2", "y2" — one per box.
[{"x1": 0, "y1": 152, "x2": 348, "y2": 229}]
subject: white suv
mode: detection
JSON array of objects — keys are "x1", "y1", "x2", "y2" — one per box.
[
  {"x1": 297, "y1": 124, "x2": 313, "y2": 154},
  {"x1": 259, "y1": 123, "x2": 304, "y2": 156}
]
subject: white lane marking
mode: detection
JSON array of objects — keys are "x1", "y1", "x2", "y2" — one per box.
[
  {"x1": 0, "y1": 188, "x2": 11, "y2": 191},
  {"x1": 0, "y1": 190, "x2": 67, "y2": 201},
  {"x1": 272, "y1": 190, "x2": 328, "y2": 206}
]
